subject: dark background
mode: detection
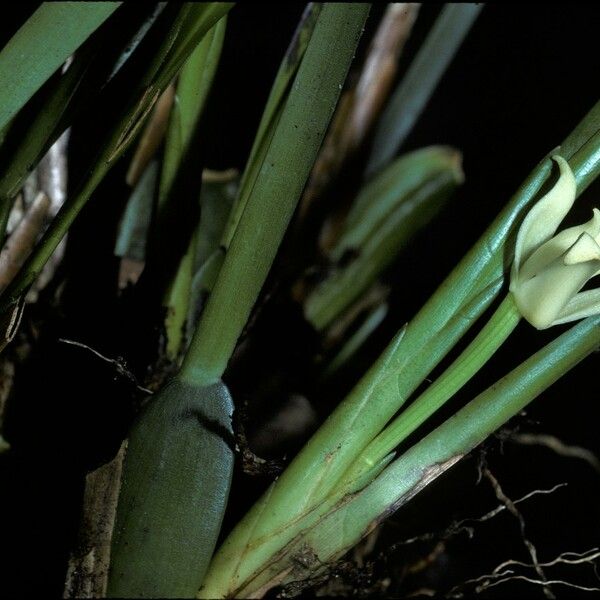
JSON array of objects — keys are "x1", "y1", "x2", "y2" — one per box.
[{"x1": 1, "y1": 4, "x2": 600, "y2": 598}]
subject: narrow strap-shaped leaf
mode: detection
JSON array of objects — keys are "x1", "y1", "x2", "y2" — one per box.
[
  {"x1": 180, "y1": 4, "x2": 371, "y2": 386},
  {"x1": 114, "y1": 161, "x2": 159, "y2": 260},
  {"x1": 159, "y1": 17, "x2": 227, "y2": 206},
  {"x1": 0, "y1": 5, "x2": 173, "y2": 243},
  {"x1": 304, "y1": 146, "x2": 463, "y2": 330},
  {"x1": 220, "y1": 2, "x2": 322, "y2": 249},
  {"x1": 0, "y1": 2, "x2": 122, "y2": 131},
  {"x1": 159, "y1": 17, "x2": 228, "y2": 359},
  {"x1": 334, "y1": 146, "x2": 462, "y2": 258},
  {"x1": 0, "y1": 41, "x2": 96, "y2": 241}
]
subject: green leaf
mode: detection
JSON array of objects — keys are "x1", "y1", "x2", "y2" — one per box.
[
  {"x1": 180, "y1": 3, "x2": 371, "y2": 386},
  {"x1": 158, "y1": 16, "x2": 227, "y2": 210},
  {"x1": 0, "y1": 3, "x2": 233, "y2": 314},
  {"x1": 159, "y1": 16, "x2": 228, "y2": 360},
  {"x1": 114, "y1": 160, "x2": 159, "y2": 261},
  {"x1": 0, "y1": 6, "x2": 172, "y2": 244},
  {"x1": 220, "y1": 2, "x2": 322, "y2": 249},
  {"x1": 107, "y1": 4, "x2": 168, "y2": 83},
  {"x1": 0, "y1": 2, "x2": 122, "y2": 132},
  {"x1": 304, "y1": 146, "x2": 464, "y2": 330},
  {"x1": 0, "y1": 28, "x2": 109, "y2": 243}
]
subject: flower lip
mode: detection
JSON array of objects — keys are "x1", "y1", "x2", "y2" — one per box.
[{"x1": 511, "y1": 155, "x2": 600, "y2": 329}]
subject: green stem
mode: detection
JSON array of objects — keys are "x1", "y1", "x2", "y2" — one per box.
[{"x1": 341, "y1": 293, "x2": 520, "y2": 488}]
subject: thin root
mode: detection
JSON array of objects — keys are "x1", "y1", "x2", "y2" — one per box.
[
  {"x1": 510, "y1": 431, "x2": 600, "y2": 474},
  {"x1": 58, "y1": 338, "x2": 152, "y2": 395}
]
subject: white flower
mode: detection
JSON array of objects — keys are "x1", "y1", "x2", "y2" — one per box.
[{"x1": 510, "y1": 155, "x2": 600, "y2": 329}]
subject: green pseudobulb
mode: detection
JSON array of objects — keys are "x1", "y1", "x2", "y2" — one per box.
[{"x1": 107, "y1": 378, "x2": 234, "y2": 598}]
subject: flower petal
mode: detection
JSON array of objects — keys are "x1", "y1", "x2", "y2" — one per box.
[
  {"x1": 512, "y1": 155, "x2": 577, "y2": 278},
  {"x1": 554, "y1": 287, "x2": 600, "y2": 325},
  {"x1": 514, "y1": 260, "x2": 600, "y2": 329},
  {"x1": 517, "y1": 209, "x2": 600, "y2": 282},
  {"x1": 564, "y1": 232, "x2": 600, "y2": 265}
]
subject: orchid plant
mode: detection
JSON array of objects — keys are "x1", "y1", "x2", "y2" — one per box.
[{"x1": 0, "y1": 4, "x2": 599, "y2": 600}]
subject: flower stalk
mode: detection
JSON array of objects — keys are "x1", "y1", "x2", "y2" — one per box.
[{"x1": 338, "y1": 292, "x2": 521, "y2": 492}]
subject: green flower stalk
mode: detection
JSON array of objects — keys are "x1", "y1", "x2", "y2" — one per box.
[{"x1": 337, "y1": 292, "x2": 521, "y2": 492}]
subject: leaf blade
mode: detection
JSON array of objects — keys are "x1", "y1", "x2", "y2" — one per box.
[{"x1": 0, "y1": 2, "x2": 122, "y2": 131}]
